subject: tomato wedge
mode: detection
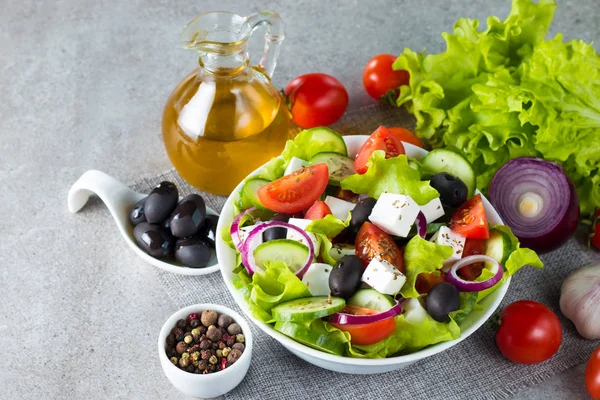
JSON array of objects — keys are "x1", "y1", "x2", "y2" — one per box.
[
  {"x1": 458, "y1": 238, "x2": 486, "y2": 280},
  {"x1": 387, "y1": 127, "x2": 424, "y2": 148},
  {"x1": 415, "y1": 272, "x2": 446, "y2": 294},
  {"x1": 355, "y1": 222, "x2": 405, "y2": 272},
  {"x1": 330, "y1": 305, "x2": 396, "y2": 346},
  {"x1": 257, "y1": 163, "x2": 329, "y2": 214},
  {"x1": 305, "y1": 201, "x2": 332, "y2": 220},
  {"x1": 450, "y1": 194, "x2": 490, "y2": 239},
  {"x1": 354, "y1": 126, "x2": 405, "y2": 174}
]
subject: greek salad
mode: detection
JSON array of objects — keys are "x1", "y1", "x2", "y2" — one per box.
[{"x1": 224, "y1": 126, "x2": 543, "y2": 358}]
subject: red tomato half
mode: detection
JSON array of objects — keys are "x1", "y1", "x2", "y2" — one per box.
[
  {"x1": 458, "y1": 239, "x2": 486, "y2": 280},
  {"x1": 355, "y1": 222, "x2": 405, "y2": 272},
  {"x1": 305, "y1": 201, "x2": 332, "y2": 220},
  {"x1": 362, "y1": 54, "x2": 410, "y2": 100},
  {"x1": 354, "y1": 126, "x2": 406, "y2": 174},
  {"x1": 257, "y1": 164, "x2": 329, "y2": 214},
  {"x1": 284, "y1": 73, "x2": 349, "y2": 128},
  {"x1": 450, "y1": 194, "x2": 490, "y2": 239},
  {"x1": 495, "y1": 300, "x2": 562, "y2": 364},
  {"x1": 387, "y1": 127, "x2": 424, "y2": 148},
  {"x1": 586, "y1": 346, "x2": 600, "y2": 399},
  {"x1": 330, "y1": 305, "x2": 396, "y2": 346}
]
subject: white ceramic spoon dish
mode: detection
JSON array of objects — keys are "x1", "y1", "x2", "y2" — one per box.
[{"x1": 68, "y1": 169, "x2": 219, "y2": 276}]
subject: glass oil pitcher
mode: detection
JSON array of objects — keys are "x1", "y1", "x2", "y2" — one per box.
[{"x1": 162, "y1": 11, "x2": 291, "y2": 195}]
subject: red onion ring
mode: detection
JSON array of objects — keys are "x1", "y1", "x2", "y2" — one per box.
[
  {"x1": 241, "y1": 221, "x2": 315, "y2": 278},
  {"x1": 446, "y1": 255, "x2": 503, "y2": 292},
  {"x1": 326, "y1": 301, "x2": 403, "y2": 325},
  {"x1": 230, "y1": 207, "x2": 257, "y2": 251},
  {"x1": 416, "y1": 211, "x2": 427, "y2": 238},
  {"x1": 489, "y1": 157, "x2": 579, "y2": 253}
]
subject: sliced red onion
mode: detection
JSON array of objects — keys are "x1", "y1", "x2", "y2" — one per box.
[
  {"x1": 416, "y1": 211, "x2": 427, "y2": 238},
  {"x1": 490, "y1": 157, "x2": 579, "y2": 253},
  {"x1": 446, "y1": 255, "x2": 503, "y2": 292},
  {"x1": 230, "y1": 207, "x2": 257, "y2": 251},
  {"x1": 326, "y1": 301, "x2": 403, "y2": 325},
  {"x1": 241, "y1": 221, "x2": 315, "y2": 278}
]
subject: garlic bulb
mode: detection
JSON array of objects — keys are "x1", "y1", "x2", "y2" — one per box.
[{"x1": 560, "y1": 263, "x2": 600, "y2": 339}]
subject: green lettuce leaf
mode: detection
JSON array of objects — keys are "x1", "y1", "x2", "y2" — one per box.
[
  {"x1": 391, "y1": 0, "x2": 600, "y2": 217},
  {"x1": 306, "y1": 214, "x2": 349, "y2": 238},
  {"x1": 400, "y1": 236, "x2": 454, "y2": 298},
  {"x1": 281, "y1": 127, "x2": 348, "y2": 166},
  {"x1": 314, "y1": 233, "x2": 337, "y2": 266},
  {"x1": 257, "y1": 157, "x2": 285, "y2": 181},
  {"x1": 341, "y1": 151, "x2": 439, "y2": 205},
  {"x1": 449, "y1": 292, "x2": 480, "y2": 325}
]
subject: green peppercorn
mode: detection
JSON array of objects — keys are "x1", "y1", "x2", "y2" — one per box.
[
  {"x1": 208, "y1": 355, "x2": 218, "y2": 365},
  {"x1": 184, "y1": 334, "x2": 193, "y2": 345},
  {"x1": 191, "y1": 328, "x2": 202, "y2": 342},
  {"x1": 179, "y1": 356, "x2": 189, "y2": 368},
  {"x1": 170, "y1": 356, "x2": 179, "y2": 365},
  {"x1": 222, "y1": 347, "x2": 231, "y2": 357},
  {"x1": 235, "y1": 334, "x2": 245, "y2": 343},
  {"x1": 216, "y1": 349, "x2": 223, "y2": 358}
]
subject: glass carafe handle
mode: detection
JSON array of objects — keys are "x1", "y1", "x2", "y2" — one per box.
[{"x1": 245, "y1": 11, "x2": 284, "y2": 78}]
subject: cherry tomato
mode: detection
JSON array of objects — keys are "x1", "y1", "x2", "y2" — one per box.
[
  {"x1": 495, "y1": 300, "x2": 562, "y2": 364},
  {"x1": 330, "y1": 305, "x2": 396, "y2": 346},
  {"x1": 458, "y1": 239, "x2": 486, "y2": 280},
  {"x1": 450, "y1": 194, "x2": 490, "y2": 239},
  {"x1": 305, "y1": 201, "x2": 332, "y2": 220},
  {"x1": 586, "y1": 346, "x2": 600, "y2": 399},
  {"x1": 590, "y1": 210, "x2": 600, "y2": 250},
  {"x1": 354, "y1": 126, "x2": 406, "y2": 174},
  {"x1": 415, "y1": 272, "x2": 446, "y2": 295},
  {"x1": 355, "y1": 222, "x2": 405, "y2": 272},
  {"x1": 257, "y1": 164, "x2": 329, "y2": 214},
  {"x1": 284, "y1": 73, "x2": 349, "y2": 128},
  {"x1": 363, "y1": 54, "x2": 410, "y2": 100},
  {"x1": 387, "y1": 127, "x2": 424, "y2": 148}
]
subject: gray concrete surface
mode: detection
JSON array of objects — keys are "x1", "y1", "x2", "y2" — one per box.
[{"x1": 1, "y1": 0, "x2": 597, "y2": 398}]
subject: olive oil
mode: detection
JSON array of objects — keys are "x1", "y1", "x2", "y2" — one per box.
[{"x1": 162, "y1": 68, "x2": 291, "y2": 196}]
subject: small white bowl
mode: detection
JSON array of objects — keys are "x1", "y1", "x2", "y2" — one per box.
[{"x1": 158, "y1": 304, "x2": 252, "y2": 398}]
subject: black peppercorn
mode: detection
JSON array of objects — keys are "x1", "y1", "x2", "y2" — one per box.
[
  {"x1": 166, "y1": 347, "x2": 178, "y2": 358},
  {"x1": 198, "y1": 359, "x2": 208, "y2": 371},
  {"x1": 206, "y1": 325, "x2": 222, "y2": 342},
  {"x1": 227, "y1": 348, "x2": 243, "y2": 364},
  {"x1": 194, "y1": 368, "x2": 201, "y2": 374},
  {"x1": 201, "y1": 350, "x2": 211, "y2": 361},
  {"x1": 173, "y1": 328, "x2": 184, "y2": 342},
  {"x1": 218, "y1": 314, "x2": 233, "y2": 329},
  {"x1": 176, "y1": 319, "x2": 187, "y2": 330},
  {"x1": 199, "y1": 340, "x2": 210, "y2": 350},
  {"x1": 166, "y1": 333, "x2": 176, "y2": 347},
  {"x1": 227, "y1": 323, "x2": 242, "y2": 336},
  {"x1": 186, "y1": 364, "x2": 195, "y2": 373},
  {"x1": 189, "y1": 319, "x2": 200, "y2": 329},
  {"x1": 176, "y1": 341, "x2": 188, "y2": 355},
  {"x1": 218, "y1": 341, "x2": 226, "y2": 350},
  {"x1": 201, "y1": 310, "x2": 218, "y2": 327},
  {"x1": 227, "y1": 337, "x2": 236, "y2": 347}
]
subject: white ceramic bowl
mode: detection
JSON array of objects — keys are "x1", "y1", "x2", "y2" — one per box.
[
  {"x1": 216, "y1": 135, "x2": 510, "y2": 374},
  {"x1": 158, "y1": 304, "x2": 253, "y2": 398}
]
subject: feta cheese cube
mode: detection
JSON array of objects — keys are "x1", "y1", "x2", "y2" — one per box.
[
  {"x1": 287, "y1": 218, "x2": 320, "y2": 255},
  {"x1": 430, "y1": 226, "x2": 466, "y2": 268},
  {"x1": 301, "y1": 263, "x2": 332, "y2": 296},
  {"x1": 284, "y1": 157, "x2": 309, "y2": 176},
  {"x1": 403, "y1": 298, "x2": 428, "y2": 325},
  {"x1": 361, "y1": 258, "x2": 406, "y2": 295},
  {"x1": 368, "y1": 193, "x2": 420, "y2": 237},
  {"x1": 324, "y1": 196, "x2": 356, "y2": 221},
  {"x1": 328, "y1": 244, "x2": 356, "y2": 262},
  {"x1": 420, "y1": 197, "x2": 445, "y2": 223}
]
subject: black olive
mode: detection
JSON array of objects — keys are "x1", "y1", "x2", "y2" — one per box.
[
  {"x1": 144, "y1": 181, "x2": 178, "y2": 223},
  {"x1": 129, "y1": 197, "x2": 147, "y2": 226},
  {"x1": 198, "y1": 214, "x2": 219, "y2": 248},
  {"x1": 349, "y1": 197, "x2": 377, "y2": 235},
  {"x1": 133, "y1": 222, "x2": 174, "y2": 258},
  {"x1": 425, "y1": 282, "x2": 460, "y2": 322},
  {"x1": 270, "y1": 213, "x2": 292, "y2": 223},
  {"x1": 429, "y1": 173, "x2": 468, "y2": 208},
  {"x1": 262, "y1": 227, "x2": 287, "y2": 242},
  {"x1": 169, "y1": 194, "x2": 206, "y2": 238},
  {"x1": 174, "y1": 237, "x2": 211, "y2": 268},
  {"x1": 329, "y1": 255, "x2": 364, "y2": 298}
]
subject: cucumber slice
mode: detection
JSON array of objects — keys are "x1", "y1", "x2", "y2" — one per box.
[
  {"x1": 298, "y1": 127, "x2": 348, "y2": 159},
  {"x1": 329, "y1": 244, "x2": 356, "y2": 262},
  {"x1": 274, "y1": 321, "x2": 345, "y2": 355},
  {"x1": 271, "y1": 296, "x2": 346, "y2": 322},
  {"x1": 253, "y1": 239, "x2": 310, "y2": 274},
  {"x1": 347, "y1": 289, "x2": 396, "y2": 311},
  {"x1": 421, "y1": 148, "x2": 476, "y2": 195},
  {"x1": 241, "y1": 178, "x2": 270, "y2": 209},
  {"x1": 309, "y1": 152, "x2": 355, "y2": 185},
  {"x1": 485, "y1": 228, "x2": 515, "y2": 265}
]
